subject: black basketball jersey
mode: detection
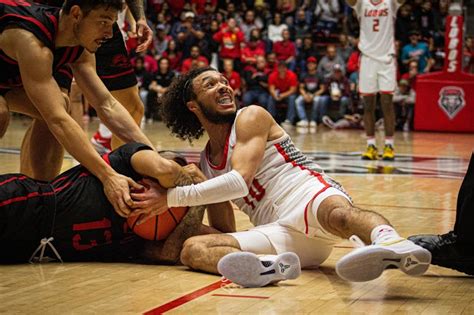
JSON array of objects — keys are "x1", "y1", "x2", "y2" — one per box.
[
  {"x1": 0, "y1": 142, "x2": 153, "y2": 263},
  {"x1": 49, "y1": 142, "x2": 153, "y2": 261},
  {"x1": 0, "y1": 0, "x2": 83, "y2": 91}
]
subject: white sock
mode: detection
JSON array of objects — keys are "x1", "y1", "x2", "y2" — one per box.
[
  {"x1": 99, "y1": 123, "x2": 112, "y2": 139},
  {"x1": 370, "y1": 224, "x2": 402, "y2": 244},
  {"x1": 367, "y1": 137, "x2": 376, "y2": 146},
  {"x1": 384, "y1": 137, "x2": 394, "y2": 147}
]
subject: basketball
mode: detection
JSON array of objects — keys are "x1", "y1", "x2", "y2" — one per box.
[{"x1": 127, "y1": 207, "x2": 188, "y2": 241}]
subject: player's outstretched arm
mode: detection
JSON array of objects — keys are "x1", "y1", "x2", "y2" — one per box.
[
  {"x1": 71, "y1": 50, "x2": 154, "y2": 149},
  {"x1": 7, "y1": 30, "x2": 142, "y2": 217}
]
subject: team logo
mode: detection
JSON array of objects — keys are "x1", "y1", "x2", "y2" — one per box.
[{"x1": 438, "y1": 86, "x2": 465, "y2": 120}]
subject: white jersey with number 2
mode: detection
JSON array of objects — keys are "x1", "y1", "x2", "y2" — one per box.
[{"x1": 352, "y1": 0, "x2": 401, "y2": 63}]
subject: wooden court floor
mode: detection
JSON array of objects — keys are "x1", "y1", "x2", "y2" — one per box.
[{"x1": 0, "y1": 116, "x2": 473, "y2": 314}]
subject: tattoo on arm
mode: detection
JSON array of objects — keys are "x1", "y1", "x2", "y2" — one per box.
[
  {"x1": 142, "y1": 173, "x2": 205, "y2": 264},
  {"x1": 173, "y1": 169, "x2": 195, "y2": 187},
  {"x1": 125, "y1": 0, "x2": 145, "y2": 21}
]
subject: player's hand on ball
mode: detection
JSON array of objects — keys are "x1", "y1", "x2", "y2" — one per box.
[
  {"x1": 130, "y1": 178, "x2": 169, "y2": 224},
  {"x1": 103, "y1": 174, "x2": 143, "y2": 218},
  {"x1": 182, "y1": 164, "x2": 208, "y2": 184}
]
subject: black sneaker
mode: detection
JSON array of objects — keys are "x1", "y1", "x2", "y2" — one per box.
[{"x1": 408, "y1": 231, "x2": 474, "y2": 276}]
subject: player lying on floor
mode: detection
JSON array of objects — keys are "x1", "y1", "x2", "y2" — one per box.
[
  {"x1": 131, "y1": 67, "x2": 432, "y2": 287},
  {"x1": 0, "y1": 143, "x2": 233, "y2": 264}
]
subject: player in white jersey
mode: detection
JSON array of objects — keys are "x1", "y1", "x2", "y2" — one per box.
[
  {"x1": 143, "y1": 67, "x2": 430, "y2": 287},
  {"x1": 348, "y1": 0, "x2": 404, "y2": 160}
]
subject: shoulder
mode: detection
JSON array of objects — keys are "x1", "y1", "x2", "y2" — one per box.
[
  {"x1": 236, "y1": 105, "x2": 273, "y2": 126},
  {"x1": 1, "y1": 28, "x2": 52, "y2": 61}
]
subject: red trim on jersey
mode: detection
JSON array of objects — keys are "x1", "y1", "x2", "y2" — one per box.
[
  {"x1": 0, "y1": 191, "x2": 54, "y2": 207},
  {"x1": 380, "y1": 90, "x2": 394, "y2": 94},
  {"x1": 57, "y1": 68, "x2": 73, "y2": 79},
  {"x1": 206, "y1": 129, "x2": 231, "y2": 170},
  {"x1": 0, "y1": 14, "x2": 53, "y2": 42},
  {"x1": 68, "y1": 46, "x2": 81, "y2": 64},
  {"x1": 0, "y1": 53, "x2": 18, "y2": 65},
  {"x1": 102, "y1": 153, "x2": 111, "y2": 165},
  {"x1": 303, "y1": 185, "x2": 331, "y2": 234},
  {"x1": 56, "y1": 47, "x2": 71, "y2": 69},
  {"x1": 370, "y1": 0, "x2": 384, "y2": 6},
  {"x1": 47, "y1": 13, "x2": 58, "y2": 36},
  {"x1": 52, "y1": 175, "x2": 68, "y2": 184},
  {"x1": 99, "y1": 68, "x2": 135, "y2": 79},
  {"x1": 0, "y1": 175, "x2": 27, "y2": 186},
  {"x1": 274, "y1": 142, "x2": 331, "y2": 234}
]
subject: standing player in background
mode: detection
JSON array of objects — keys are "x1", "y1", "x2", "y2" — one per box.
[
  {"x1": 37, "y1": 0, "x2": 153, "y2": 153},
  {"x1": 347, "y1": 0, "x2": 404, "y2": 160}
]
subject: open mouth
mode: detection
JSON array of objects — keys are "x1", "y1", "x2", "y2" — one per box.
[{"x1": 217, "y1": 94, "x2": 234, "y2": 107}]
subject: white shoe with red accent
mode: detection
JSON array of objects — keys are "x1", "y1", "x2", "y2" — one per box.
[
  {"x1": 336, "y1": 236, "x2": 431, "y2": 282},
  {"x1": 217, "y1": 252, "x2": 301, "y2": 287},
  {"x1": 91, "y1": 131, "x2": 112, "y2": 155}
]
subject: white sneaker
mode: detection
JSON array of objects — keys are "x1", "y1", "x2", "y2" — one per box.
[
  {"x1": 280, "y1": 120, "x2": 293, "y2": 129},
  {"x1": 217, "y1": 252, "x2": 301, "y2": 287},
  {"x1": 296, "y1": 120, "x2": 309, "y2": 127},
  {"x1": 322, "y1": 115, "x2": 335, "y2": 129},
  {"x1": 336, "y1": 236, "x2": 431, "y2": 282},
  {"x1": 309, "y1": 121, "x2": 317, "y2": 133}
]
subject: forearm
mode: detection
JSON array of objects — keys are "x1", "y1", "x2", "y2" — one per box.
[
  {"x1": 167, "y1": 170, "x2": 249, "y2": 207},
  {"x1": 96, "y1": 97, "x2": 153, "y2": 148},
  {"x1": 125, "y1": 0, "x2": 145, "y2": 21}
]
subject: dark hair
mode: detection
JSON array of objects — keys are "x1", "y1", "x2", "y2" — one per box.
[
  {"x1": 160, "y1": 67, "x2": 217, "y2": 142},
  {"x1": 63, "y1": 0, "x2": 123, "y2": 16}
]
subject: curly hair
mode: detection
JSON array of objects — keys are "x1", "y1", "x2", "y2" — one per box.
[{"x1": 160, "y1": 67, "x2": 217, "y2": 143}]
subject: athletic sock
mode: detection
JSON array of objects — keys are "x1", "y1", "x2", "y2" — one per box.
[
  {"x1": 370, "y1": 224, "x2": 402, "y2": 245},
  {"x1": 367, "y1": 137, "x2": 376, "y2": 147},
  {"x1": 384, "y1": 137, "x2": 394, "y2": 147},
  {"x1": 99, "y1": 123, "x2": 112, "y2": 139}
]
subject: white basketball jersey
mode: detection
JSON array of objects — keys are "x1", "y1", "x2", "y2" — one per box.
[
  {"x1": 200, "y1": 109, "x2": 349, "y2": 232},
  {"x1": 352, "y1": 0, "x2": 401, "y2": 63}
]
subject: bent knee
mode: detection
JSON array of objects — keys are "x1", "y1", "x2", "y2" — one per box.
[{"x1": 181, "y1": 236, "x2": 207, "y2": 267}]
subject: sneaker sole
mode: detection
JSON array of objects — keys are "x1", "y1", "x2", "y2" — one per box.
[
  {"x1": 217, "y1": 252, "x2": 301, "y2": 287},
  {"x1": 361, "y1": 155, "x2": 377, "y2": 160},
  {"x1": 336, "y1": 246, "x2": 431, "y2": 282}
]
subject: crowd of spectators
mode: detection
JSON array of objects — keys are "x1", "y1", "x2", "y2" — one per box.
[{"x1": 123, "y1": 0, "x2": 473, "y2": 132}]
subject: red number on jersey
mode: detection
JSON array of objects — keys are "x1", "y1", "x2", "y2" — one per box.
[{"x1": 373, "y1": 19, "x2": 380, "y2": 32}]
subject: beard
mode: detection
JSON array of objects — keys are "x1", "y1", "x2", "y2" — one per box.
[{"x1": 198, "y1": 101, "x2": 237, "y2": 124}]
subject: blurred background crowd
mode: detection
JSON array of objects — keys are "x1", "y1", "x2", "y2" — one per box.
[{"x1": 114, "y1": 0, "x2": 473, "y2": 133}]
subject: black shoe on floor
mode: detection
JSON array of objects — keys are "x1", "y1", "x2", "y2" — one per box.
[{"x1": 408, "y1": 231, "x2": 474, "y2": 276}]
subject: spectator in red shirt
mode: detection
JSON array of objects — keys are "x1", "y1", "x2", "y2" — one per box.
[
  {"x1": 181, "y1": 45, "x2": 209, "y2": 74},
  {"x1": 162, "y1": 39, "x2": 183, "y2": 72},
  {"x1": 272, "y1": 29, "x2": 297, "y2": 71},
  {"x1": 131, "y1": 52, "x2": 158, "y2": 74},
  {"x1": 212, "y1": 18, "x2": 245, "y2": 71},
  {"x1": 241, "y1": 36, "x2": 266, "y2": 68},
  {"x1": 222, "y1": 59, "x2": 242, "y2": 98},
  {"x1": 267, "y1": 61, "x2": 298, "y2": 127}
]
